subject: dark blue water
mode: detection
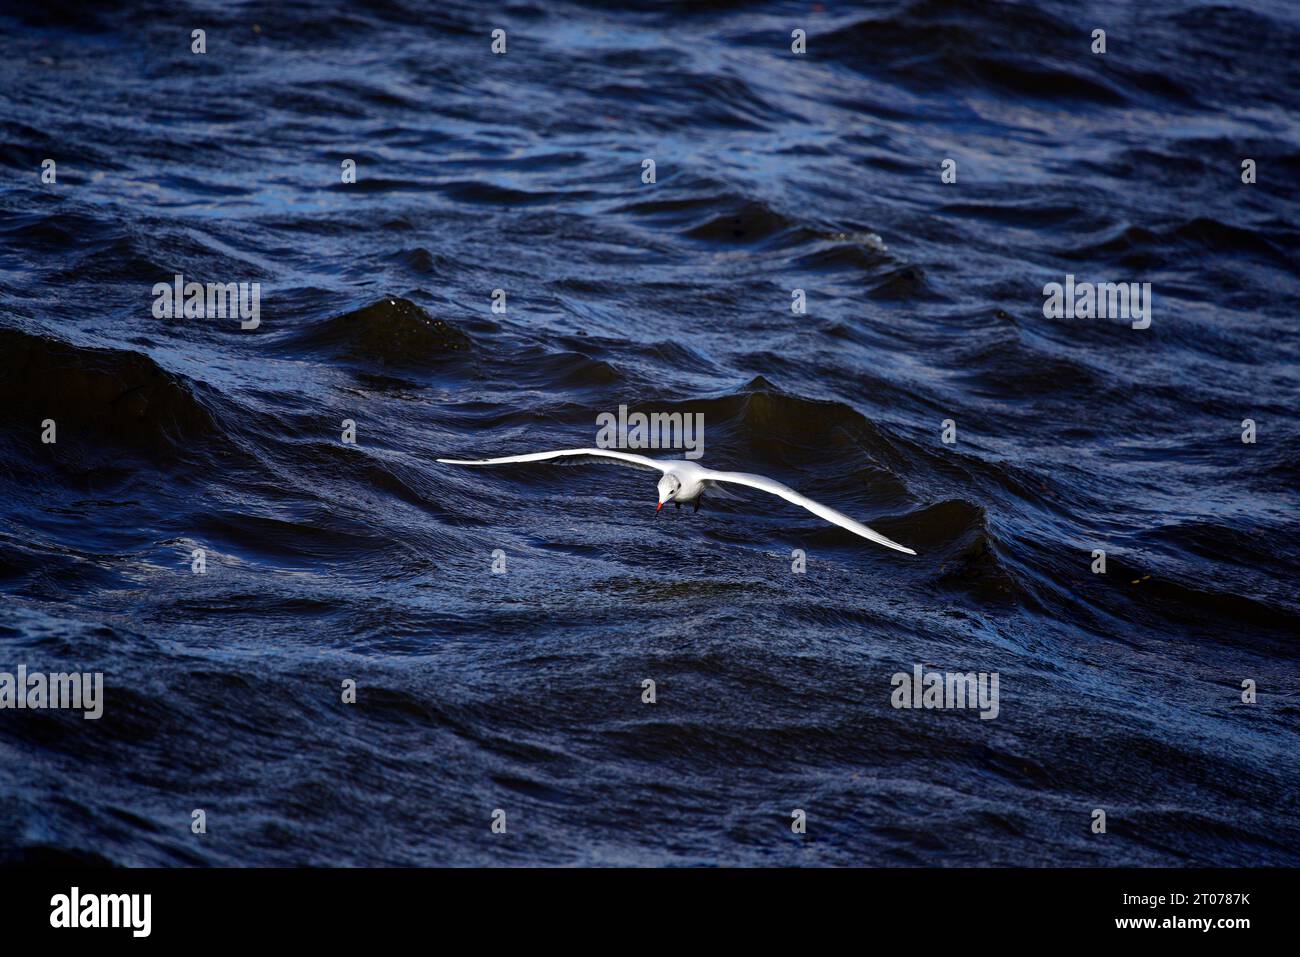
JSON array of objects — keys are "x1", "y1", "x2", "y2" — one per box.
[{"x1": 1, "y1": 0, "x2": 1297, "y2": 866}]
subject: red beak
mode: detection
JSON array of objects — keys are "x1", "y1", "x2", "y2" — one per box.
[{"x1": 656, "y1": 501, "x2": 664, "y2": 512}]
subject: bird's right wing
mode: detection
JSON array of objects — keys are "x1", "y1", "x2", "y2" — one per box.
[
  {"x1": 436, "y1": 448, "x2": 672, "y2": 473},
  {"x1": 703, "y1": 469, "x2": 917, "y2": 555}
]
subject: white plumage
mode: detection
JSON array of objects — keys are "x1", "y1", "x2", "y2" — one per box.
[{"x1": 436, "y1": 448, "x2": 917, "y2": 555}]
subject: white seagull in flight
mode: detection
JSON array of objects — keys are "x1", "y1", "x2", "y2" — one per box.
[{"x1": 436, "y1": 448, "x2": 917, "y2": 555}]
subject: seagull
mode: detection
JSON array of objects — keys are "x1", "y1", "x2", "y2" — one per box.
[{"x1": 436, "y1": 448, "x2": 917, "y2": 555}]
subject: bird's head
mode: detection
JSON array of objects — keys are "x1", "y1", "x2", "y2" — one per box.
[{"x1": 656, "y1": 474, "x2": 680, "y2": 511}]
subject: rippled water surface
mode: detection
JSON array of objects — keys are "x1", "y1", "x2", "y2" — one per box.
[{"x1": 1, "y1": 0, "x2": 1298, "y2": 866}]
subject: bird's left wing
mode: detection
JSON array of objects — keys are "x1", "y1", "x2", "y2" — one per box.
[
  {"x1": 702, "y1": 469, "x2": 917, "y2": 555},
  {"x1": 436, "y1": 448, "x2": 672, "y2": 473}
]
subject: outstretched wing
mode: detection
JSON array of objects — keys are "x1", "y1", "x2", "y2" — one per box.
[
  {"x1": 436, "y1": 447, "x2": 672, "y2": 473},
  {"x1": 703, "y1": 470, "x2": 917, "y2": 555}
]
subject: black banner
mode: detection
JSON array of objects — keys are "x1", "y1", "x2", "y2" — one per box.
[{"x1": 0, "y1": 867, "x2": 1282, "y2": 943}]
